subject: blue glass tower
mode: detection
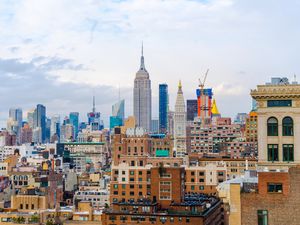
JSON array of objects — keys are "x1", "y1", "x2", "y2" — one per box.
[
  {"x1": 159, "y1": 84, "x2": 168, "y2": 133},
  {"x1": 69, "y1": 112, "x2": 79, "y2": 139},
  {"x1": 34, "y1": 104, "x2": 46, "y2": 143}
]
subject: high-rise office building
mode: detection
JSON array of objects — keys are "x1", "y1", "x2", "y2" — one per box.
[
  {"x1": 33, "y1": 104, "x2": 46, "y2": 143},
  {"x1": 45, "y1": 118, "x2": 51, "y2": 142},
  {"x1": 186, "y1": 99, "x2": 198, "y2": 121},
  {"x1": 159, "y1": 84, "x2": 168, "y2": 133},
  {"x1": 112, "y1": 99, "x2": 125, "y2": 121},
  {"x1": 70, "y1": 112, "x2": 79, "y2": 139},
  {"x1": 110, "y1": 99, "x2": 125, "y2": 130},
  {"x1": 133, "y1": 45, "x2": 152, "y2": 132},
  {"x1": 7, "y1": 108, "x2": 22, "y2": 144},
  {"x1": 174, "y1": 81, "x2": 187, "y2": 157},
  {"x1": 151, "y1": 119, "x2": 159, "y2": 134},
  {"x1": 50, "y1": 115, "x2": 60, "y2": 139},
  {"x1": 87, "y1": 96, "x2": 102, "y2": 131},
  {"x1": 27, "y1": 109, "x2": 35, "y2": 128}
]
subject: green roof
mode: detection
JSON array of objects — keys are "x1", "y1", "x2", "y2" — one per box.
[{"x1": 156, "y1": 149, "x2": 169, "y2": 157}]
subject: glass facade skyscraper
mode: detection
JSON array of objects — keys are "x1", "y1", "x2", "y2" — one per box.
[
  {"x1": 69, "y1": 112, "x2": 79, "y2": 139},
  {"x1": 159, "y1": 84, "x2": 168, "y2": 133},
  {"x1": 110, "y1": 99, "x2": 125, "y2": 130},
  {"x1": 34, "y1": 104, "x2": 46, "y2": 143},
  {"x1": 186, "y1": 99, "x2": 198, "y2": 121}
]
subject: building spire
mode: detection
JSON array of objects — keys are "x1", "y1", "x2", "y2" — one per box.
[
  {"x1": 92, "y1": 95, "x2": 96, "y2": 113},
  {"x1": 178, "y1": 80, "x2": 183, "y2": 93},
  {"x1": 139, "y1": 42, "x2": 146, "y2": 71}
]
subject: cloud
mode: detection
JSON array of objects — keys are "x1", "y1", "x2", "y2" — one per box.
[
  {"x1": 1, "y1": 0, "x2": 300, "y2": 126},
  {"x1": 0, "y1": 56, "x2": 132, "y2": 127}
]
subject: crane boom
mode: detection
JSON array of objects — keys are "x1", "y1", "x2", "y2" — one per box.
[{"x1": 202, "y1": 69, "x2": 209, "y2": 87}]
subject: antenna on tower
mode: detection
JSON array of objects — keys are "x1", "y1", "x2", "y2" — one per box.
[
  {"x1": 118, "y1": 84, "x2": 121, "y2": 102},
  {"x1": 92, "y1": 90, "x2": 96, "y2": 113},
  {"x1": 141, "y1": 41, "x2": 143, "y2": 56}
]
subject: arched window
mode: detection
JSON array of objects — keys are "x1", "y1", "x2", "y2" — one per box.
[
  {"x1": 283, "y1": 117, "x2": 293, "y2": 136},
  {"x1": 267, "y1": 117, "x2": 278, "y2": 136}
]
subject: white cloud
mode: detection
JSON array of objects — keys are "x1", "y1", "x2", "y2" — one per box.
[{"x1": 1, "y1": 0, "x2": 300, "y2": 126}]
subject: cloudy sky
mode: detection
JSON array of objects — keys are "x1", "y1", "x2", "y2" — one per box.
[{"x1": 0, "y1": 0, "x2": 300, "y2": 127}]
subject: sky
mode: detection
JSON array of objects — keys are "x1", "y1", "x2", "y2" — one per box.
[{"x1": 1, "y1": 0, "x2": 300, "y2": 128}]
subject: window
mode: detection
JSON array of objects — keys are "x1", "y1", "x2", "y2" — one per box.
[
  {"x1": 257, "y1": 210, "x2": 268, "y2": 225},
  {"x1": 267, "y1": 117, "x2": 278, "y2": 136},
  {"x1": 267, "y1": 100, "x2": 292, "y2": 107},
  {"x1": 267, "y1": 183, "x2": 282, "y2": 193},
  {"x1": 31, "y1": 204, "x2": 34, "y2": 209},
  {"x1": 199, "y1": 186, "x2": 204, "y2": 190},
  {"x1": 282, "y1": 117, "x2": 293, "y2": 136},
  {"x1": 267, "y1": 144, "x2": 278, "y2": 161},
  {"x1": 130, "y1": 171, "x2": 135, "y2": 175},
  {"x1": 283, "y1": 144, "x2": 294, "y2": 161},
  {"x1": 114, "y1": 184, "x2": 118, "y2": 189},
  {"x1": 139, "y1": 171, "x2": 143, "y2": 175},
  {"x1": 191, "y1": 185, "x2": 195, "y2": 190},
  {"x1": 199, "y1": 172, "x2": 205, "y2": 176},
  {"x1": 122, "y1": 178, "x2": 125, "y2": 181},
  {"x1": 20, "y1": 204, "x2": 23, "y2": 209}
]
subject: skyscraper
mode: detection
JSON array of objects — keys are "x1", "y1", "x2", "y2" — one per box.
[
  {"x1": 159, "y1": 84, "x2": 168, "y2": 133},
  {"x1": 133, "y1": 45, "x2": 152, "y2": 132},
  {"x1": 27, "y1": 109, "x2": 35, "y2": 128},
  {"x1": 112, "y1": 99, "x2": 125, "y2": 121},
  {"x1": 110, "y1": 99, "x2": 125, "y2": 130},
  {"x1": 70, "y1": 112, "x2": 79, "y2": 139},
  {"x1": 33, "y1": 104, "x2": 46, "y2": 143},
  {"x1": 50, "y1": 115, "x2": 61, "y2": 139},
  {"x1": 7, "y1": 108, "x2": 22, "y2": 143},
  {"x1": 174, "y1": 81, "x2": 187, "y2": 157},
  {"x1": 186, "y1": 99, "x2": 198, "y2": 121},
  {"x1": 87, "y1": 96, "x2": 101, "y2": 131}
]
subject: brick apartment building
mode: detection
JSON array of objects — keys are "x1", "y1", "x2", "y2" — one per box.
[
  {"x1": 104, "y1": 165, "x2": 225, "y2": 225},
  {"x1": 241, "y1": 166, "x2": 300, "y2": 225},
  {"x1": 105, "y1": 127, "x2": 226, "y2": 224}
]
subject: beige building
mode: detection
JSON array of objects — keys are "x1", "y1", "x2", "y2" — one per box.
[
  {"x1": 251, "y1": 77, "x2": 300, "y2": 170},
  {"x1": 11, "y1": 194, "x2": 47, "y2": 212}
]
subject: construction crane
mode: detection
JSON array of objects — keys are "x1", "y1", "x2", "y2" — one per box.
[
  {"x1": 198, "y1": 69, "x2": 209, "y2": 89},
  {"x1": 197, "y1": 69, "x2": 210, "y2": 122}
]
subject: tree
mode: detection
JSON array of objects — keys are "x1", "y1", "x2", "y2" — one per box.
[
  {"x1": 30, "y1": 214, "x2": 39, "y2": 223},
  {"x1": 46, "y1": 219, "x2": 54, "y2": 225}
]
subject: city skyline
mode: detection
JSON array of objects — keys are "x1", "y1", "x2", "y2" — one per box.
[{"x1": 1, "y1": 0, "x2": 300, "y2": 128}]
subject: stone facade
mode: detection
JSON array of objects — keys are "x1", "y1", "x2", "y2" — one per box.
[
  {"x1": 251, "y1": 81, "x2": 300, "y2": 170},
  {"x1": 133, "y1": 48, "x2": 152, "y2": 132}
]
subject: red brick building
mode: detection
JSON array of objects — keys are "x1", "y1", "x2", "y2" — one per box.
[{"x1": 241, "y1": 166, "x2": 300, "y2": 225}]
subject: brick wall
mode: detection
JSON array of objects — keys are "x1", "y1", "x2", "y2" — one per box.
[{"x1": 241, "y1": 167, "x2": 300, "y2": 225}]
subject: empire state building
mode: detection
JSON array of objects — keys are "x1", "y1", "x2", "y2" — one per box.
[{"x1": 133, "y1": 46, "x2": 152, "y2": 132}]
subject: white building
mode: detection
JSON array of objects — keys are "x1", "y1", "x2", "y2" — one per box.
[
  {"x1": 74, "y1": 190, "x2": 109, "y2": 208},
  {"x1": 133, "y1": 45, "x2": 152, "y2": 132},
  {"x1": 174, "y1": 81, "x2": 187, "y2": 157}
]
